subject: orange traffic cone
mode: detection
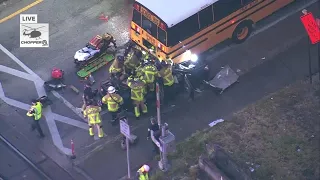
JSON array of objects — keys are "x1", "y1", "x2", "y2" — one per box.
[{"x1": 99, "y1": 13, "x2": 108, "y2": 21}]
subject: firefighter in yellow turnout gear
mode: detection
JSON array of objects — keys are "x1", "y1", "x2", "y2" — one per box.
[
  {"x1": 158, "y1": 60, "x2": 175, "y2": 104},
  {"x1": 127, "y1": 76, "x2": 148, "y2": 118},
  {"x1": 101, "y1": 86, "x2": 123, "y2": 124},
  {"x1": 83, "y1": 101, "x2": 104, "y2": 138},
  {"x1": 109, "y1": 55, "x2": 125, "y2": 80},
  {"x1": 101, "y1": 33, "x2": 117, "y2": 49},
  {"x1": 124, "y1": 50, "x2": 142, "y2": 75},
  {"x1": 141, "y1": 61, "x2": 159, "y2": 92},
  {"x1": 136, "y1": 164, "x2": 150, "y2": 180}
]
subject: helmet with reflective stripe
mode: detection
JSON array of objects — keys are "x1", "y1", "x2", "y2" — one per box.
[
  {"x1": 107, "y1": 86, "x2": 116, "y2": 93},
  {"x1": 142, "y1": 164, "x2": 150, "y2": 172}
]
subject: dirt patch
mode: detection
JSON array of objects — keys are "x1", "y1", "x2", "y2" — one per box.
[{"x1": 152, "y1": 78, "x2": 320, "y2": 180}]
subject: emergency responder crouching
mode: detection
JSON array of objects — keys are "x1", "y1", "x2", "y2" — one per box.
[
  {"x1": 127, "y1": 76, "x2": 148, "y2": 119},
  {"x1": 147, "y1": 117, "x2": 160, "y2": 154},
  {"x1": 136, "y1": 164, "x2": 150, "y2": 180},
  {"x1": 101, "y1": 86, "x2": 124, "y2": 124},
  {"x1": 158, "y1": 60, "x2": 175, "y2": 104},
  {"x1": 27, "y1": 99, "x2": 45, "y2": 138},
  {"x1": 109, "y1": 55, "x2": 126, "y2": 81},
  {"x1": 124, "y1": 49, "x2": 142, "y2": 75},
  {"x1": 141, "y1": 61, "x2": 159, "y2": 92},
  {"x1": 101, "y1": 33, "x2": 117, "y2": 49},
  {"x1": 83, "y1": 100, "x2": 104, "y2": 138}
]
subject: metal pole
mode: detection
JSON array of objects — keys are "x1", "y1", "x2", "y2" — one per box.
[
  {"x1": 318, "y1": 1, "x2": 320, "y2": 80},
  {"x1": 156, "y1": 83, "x2": 161, "y2": 128},
  {"x1": 161, "y1": 125, "x2": 168, "y2": 171},
  {"x1": 308, "y1": 39, "x2": 312, "y2": 84},
  {"x1": 318, "y1": 42, "x2": 320, "y2": 81},
  {"x1": 156, "y1": 82, "x2": 164, "y2": 168},
  {"x1": 125, "y1": 119, "x2": 131, "y2": 179}
]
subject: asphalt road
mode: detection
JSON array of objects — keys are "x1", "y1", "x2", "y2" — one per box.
[
  {"x1": 0, "y1": 0, "x2": 319, "y2": 179},
  {"x1": 0, "y1": 138, "x2": 43, "y2": 180}
]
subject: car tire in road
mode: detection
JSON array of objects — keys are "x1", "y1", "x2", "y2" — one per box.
[{"x1": 232, "y1": 20, "x2": 253, "y2": 44}]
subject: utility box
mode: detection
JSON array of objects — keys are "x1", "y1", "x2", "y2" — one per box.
[{"x1": 159, "y1": 130, "x2": 176, "y2": 153}]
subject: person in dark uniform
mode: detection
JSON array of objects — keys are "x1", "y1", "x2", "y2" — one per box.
[
  {"x1": 84, "y1": 82, "x2": 97, "y2": 101},
  {"x1": 147, "y1": 117, "x2": 160, "y2": 154},
  {"x1": 81, "y1": 82, "x2": 98, "y2": 113}
]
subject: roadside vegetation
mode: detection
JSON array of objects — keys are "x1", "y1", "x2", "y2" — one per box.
[{"x1": 151, "y1": 77, "x2": 320, "y2": 180}]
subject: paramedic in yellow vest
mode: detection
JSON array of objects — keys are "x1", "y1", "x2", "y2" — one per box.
[
  {"x1": 83, "y1": 100, "x2": 104, "y2": 138},
  {"x1": 26, "y1": 99, "x2": 45, "y2": 138},
  {"x1": 127, "y1": 76, "x2": 148, "y2": 118},
  {"x1": 109, "y1": 55, "x2": 125, "y2": 80},
  {"x1": 124, "y1": 49, "x2": 142, "y2": 75},
  {"x1": 136, "y1": 164, "x2": 150, "y2": 180},
  {"x1": 158, "y1": 60, "x2": 175, "y2": 104},
  {"x1": 141, "y1": 61, "x2": 159, "y2": 92},
  {"x1": 101, "y1": 86, "x2": 123, "y2": 124}
]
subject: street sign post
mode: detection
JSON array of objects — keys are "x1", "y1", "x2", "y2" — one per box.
[
  {"x1": 120, "y1": 119, "x2": 131, "y2": 139},
  {"x1": 120, "y1": 119, "x2": 131, "y2": 179},
  {"x1": 318, "y1": 17, "x2": 320, "y2": 81},
  {"x1": 300, "y1": 11, "x2": 320, "y2": 83}
]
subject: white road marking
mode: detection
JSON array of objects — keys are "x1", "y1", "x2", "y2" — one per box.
[
  {"x1": 51, "y1": 91, "x2": 86, "y2": 121},
  {"x1": 0, "y1": 65, "x2": 35, "y2": 81},
  {"x1": 1, "y1": 0, "x2": 316, "y2": 156},
  {"x1": 0, "y1": 44, "x2": 38, "y2": 77},
  {"x1": 53, "y1": 113, "x2": 87, "y2": 129},
  {"x1": 0, "y1": 83, "x2": 30, "y2": 110},
  {"x1": 0, "y1": 82, "x2": 71, "y2": 154},
  {"x1": 0, "y1": 44, "x2": 88, "y2": 155}
]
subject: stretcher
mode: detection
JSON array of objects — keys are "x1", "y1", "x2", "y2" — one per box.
[{"x1": 76, "y1": 54, "x2": 114, "y2": 78}]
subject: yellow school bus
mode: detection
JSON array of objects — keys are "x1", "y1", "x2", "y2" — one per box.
[{"x1": 130, "y1": 0, "x2": 295, "y2": 63}]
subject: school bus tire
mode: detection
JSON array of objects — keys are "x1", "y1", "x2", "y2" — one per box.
[{"x1": 232, "y1": 20, "x2": 253, "y2": 44}]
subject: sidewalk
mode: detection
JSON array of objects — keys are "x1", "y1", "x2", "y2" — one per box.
[{"x1": 0, "y1": 99, "x2": 87, "y2": 180}]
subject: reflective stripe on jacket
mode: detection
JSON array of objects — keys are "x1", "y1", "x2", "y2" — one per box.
[
  {"x1": 127, "y1": 79, "x2": 145, "y2": 101},
  {"x1": 142, "y1": 65, "x2": 158, "y2": 83},
  {"x1": 124, "y1": 54, "x2": 140, "y2": 69},
  {"x1": 139, "y1": 173, "x2": 149, "y2": 180},
  {"x1": 109, "y1": 61, "x2": 122, "y2": 74},
  {"x1": 84, "y1": 106, "x2": 102, "y2": 124},
  {"x1": 102, "y1": 93, "x2": 123, "y2": 112},
  {"x1": 34, "y1": 102, "x2": 42, "y2": 120},
  {"x1": 159, "y1": 66, "x2": 174, "y2": 86}
]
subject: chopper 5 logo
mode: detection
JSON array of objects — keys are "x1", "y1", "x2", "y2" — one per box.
[{"x1": 20, "y1": 14, "x2": 49, "y2": 47}]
